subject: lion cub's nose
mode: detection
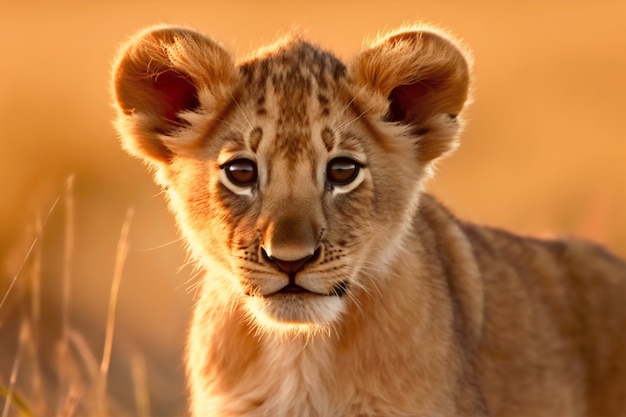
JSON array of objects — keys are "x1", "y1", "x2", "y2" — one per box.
[
  {"x1": 262, "y1": 248, "x2": 320, "y2": 275},
  {"x1": 260, "y1": 213, "x2": 322, "y2": 275}
]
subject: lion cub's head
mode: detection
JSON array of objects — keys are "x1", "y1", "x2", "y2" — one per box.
[{"x1": 112, "y1": 25, "x2": 470, "y2": 334}]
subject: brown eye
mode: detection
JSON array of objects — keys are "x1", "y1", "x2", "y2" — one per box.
[
  {"x1": 326, "y1": 157, "x2": 361, "y2": 185},
  {"x1": 223, "y1": 158, "x2": 257, "y2": 186}
]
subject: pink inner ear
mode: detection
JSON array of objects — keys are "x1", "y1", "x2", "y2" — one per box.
[
  {"x1": 153, "y1": 70, "x2": 200, "y2": 122},
  {"x1": 387, "y1": 82, "x2": 429, "y2": 123}
]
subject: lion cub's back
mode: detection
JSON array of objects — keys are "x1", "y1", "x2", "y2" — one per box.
[{"x1": 465, "y1": 222, "x2": 626, "y2": 415}]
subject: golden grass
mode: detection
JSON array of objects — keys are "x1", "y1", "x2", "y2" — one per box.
[{"x1": 0, "y1": 181, "x2": 148, "y2": 417}]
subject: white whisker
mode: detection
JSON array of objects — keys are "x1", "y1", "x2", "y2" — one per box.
[
  {"x1": 139, "y1": 237, "x2": 186, "y2": 251},
  {"x1": 229, "y1": 93, "x2": 254, "y2": 130}
]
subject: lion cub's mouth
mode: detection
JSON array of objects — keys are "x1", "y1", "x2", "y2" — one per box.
[
  {"x1": 261, "y1": 281, "x2": 349, "y2": 298},
  {"x1": 274, "y1": 283, "x2": 310, "y2": 295}
]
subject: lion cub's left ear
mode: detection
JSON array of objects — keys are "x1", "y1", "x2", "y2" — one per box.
[
  {"x1": 111, "y1": 25, "x2": 239, "y2": 166},
  {"x1": 351, "y1": 28, "x2": 471, "y2": 163}
]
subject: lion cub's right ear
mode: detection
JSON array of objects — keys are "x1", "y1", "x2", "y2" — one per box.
[
  {"x1": 111, "y1": 26, "x2": 239, "y2": 165},
  {"x1": 351, "y1": 27, "x2": 471, "y2": 164}
]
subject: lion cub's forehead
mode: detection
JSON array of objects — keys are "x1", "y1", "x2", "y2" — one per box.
[
  {"x1": 231, "y1": 40, "x2": 355, "y2": 158},
  {"x1": 239, "y1": 39, "x2": 348, "y2": 107}
]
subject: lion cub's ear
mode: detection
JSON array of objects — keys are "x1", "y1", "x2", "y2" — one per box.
[
  {"x1": 112, "y1": 26, "x2": 239, "y2": 165},
  {"x1": 351, "y1": 28, "x2": 471, "y2": 163}
]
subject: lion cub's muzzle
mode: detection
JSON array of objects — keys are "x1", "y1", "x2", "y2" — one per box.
[
  {"x1": 261, "y1": 246, "x2": 322, "y2": 294},
  {"x1": 260, "y1": 246, "x2": 347, "y2": 297},
  {"x1": 256, "y1": 213, "x2": 348, "y2": 297}
]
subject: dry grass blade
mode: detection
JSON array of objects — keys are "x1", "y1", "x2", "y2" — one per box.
[
  {"x1": 59, "y1": 385, "x2": 81, "y2": 417},
  {"x1": 56, "y1": 175, "x2": 77, "y2": 416},
  {"x1": 97, "y1": 207, "x2": 134, "y2": 416},
  {"x1": 0, "y1": 385, "x2": 34, "y2": 417},
  {"x1": 28, "y1": 213, "x2": 44, "y2": 416},
  {"x1": 1, "y1": 322, "x2": 35, "y2": 417},
  {"x1": 62, "y1": 176, "x2": 74, "y2": 345},
  {"x1": 0, "y1": 196, "x2": 60, "y2": 317},
  {"x1": 131, "y1": 354, "x2": 150, "y2": 417}
]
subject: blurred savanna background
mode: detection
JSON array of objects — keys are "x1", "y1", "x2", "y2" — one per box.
[{"x1": 1, "y1": 1, "x2": 625, "y2": 416}]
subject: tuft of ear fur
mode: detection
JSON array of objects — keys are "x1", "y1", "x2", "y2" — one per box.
[
  {"x1": 351, "y1": 26, "x2": 471, "y2": 163},
  {"x1": 111, "y1": 25, "x2": 239, "y2": 164}
]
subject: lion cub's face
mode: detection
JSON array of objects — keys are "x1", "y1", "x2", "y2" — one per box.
[
  {"x1": 165, "y1": 47, "x2": 419, "y2": 330},
  {"x1": 112, "y1": 26, "x2": 470, "y2": 332}
]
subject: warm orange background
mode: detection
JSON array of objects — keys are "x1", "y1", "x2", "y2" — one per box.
[{"x1": 1, "y1": 1, "x2": 625, "y2": 415}]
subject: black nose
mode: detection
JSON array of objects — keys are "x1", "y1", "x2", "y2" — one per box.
[{"x1": 262, "y1": 248, "x2": 320, "y2": 275}]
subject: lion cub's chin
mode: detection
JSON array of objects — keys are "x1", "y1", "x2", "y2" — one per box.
[{"x1": 244, "y1": 294, "x2": 345, "y2": 334}]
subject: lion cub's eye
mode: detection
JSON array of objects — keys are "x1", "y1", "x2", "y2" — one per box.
[
  {"x1": 326, "y1": 157, "x2": 362, "y2": 185},
  {"x1": 222, "y1": 158, "x2": 258, "y2": 186}
]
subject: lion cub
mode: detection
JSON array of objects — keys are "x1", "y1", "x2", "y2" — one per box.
[{"x1": 112, "y1": 25, "x2": 626, "y2": 417}]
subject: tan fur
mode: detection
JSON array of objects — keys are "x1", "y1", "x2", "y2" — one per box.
[{"x1": 111, "y1": 24, "x2": 626, "y2": 416}]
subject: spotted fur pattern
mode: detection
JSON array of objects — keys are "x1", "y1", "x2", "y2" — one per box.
[{"x1": 112, "y1": 25, "x2": 626, "y2": 416}]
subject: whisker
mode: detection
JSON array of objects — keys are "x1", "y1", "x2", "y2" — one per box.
[
  {"x1": 229, "y1": 93, "x2": 254, "y2": 130},
  {"x1": 336, "y1": 86, "x2": 370, "y2": 131},
  {"x1": 214, "y1": 117, "x2": 247, "y2": 135},
  {"x1": 139, "y1": 237, "x2": 186, "y2": 251},
  {"x1": 182, "y1": 268, "x2": 205, "y2": 294}
]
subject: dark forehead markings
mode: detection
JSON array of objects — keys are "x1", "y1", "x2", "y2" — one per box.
[
  {"x1": 256, "y1": 95, "x2": 266, "y2": 116},
  {"x1": 318, "y1": 94, "x2": 330, "y2": 117},
  {"x1": 239, "y1": 38, "x2": 347, "y2": 103},
  {"x1": 248, "y1": 127, "x2": 263, "y2": 153},
  {"x1": 321, "y1": 127, "x2": 335, "y2": 153}
]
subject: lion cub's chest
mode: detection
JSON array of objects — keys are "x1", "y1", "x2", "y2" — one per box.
[
  {"x1": 236, "y1": 341, "x2": 337, "y2": 417},
  {"x1": 234, "y1": 339, "x2": 421, "y2": 417}
]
